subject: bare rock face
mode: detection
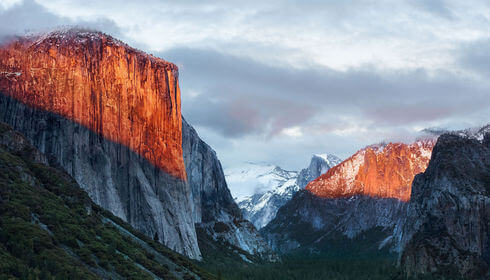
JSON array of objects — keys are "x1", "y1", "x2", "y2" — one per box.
[
  {"x1": 0, "y1": 29, "x2": 200, "y2": 259},
  {"x1": 306, "y1": 139, "x2": 435, "y2": 202},
  {"x1": 296, "y1": 154, "x2": 341, "y2": 189},
  {"x1": 0, "y1": 29, "x2": 186, "y2": 180},
  {"x1": 182, "y1": 118, "x2": 273, "y2": 258},
  {"x1": 397, "y1": 127, "x2": 489, "y2": 279}
]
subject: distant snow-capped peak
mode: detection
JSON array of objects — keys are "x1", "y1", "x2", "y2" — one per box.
[
  {"x1": 225, "y1": 162, "x2": 297, "y2": 200},
  {"x1": 230, "y1": 154, "x2": 340, "y2": 229},
  {"x1": 313, "y1": 154, "x2": 341, "y2": 166}
]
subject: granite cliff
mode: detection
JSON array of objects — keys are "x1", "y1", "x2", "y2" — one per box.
[
  {"x1": 0, "y1": 29, "x2": 199, "y2": 258},
  {"x1": 397, "y1": 126, "x2": 489, "y2": 279},
  {"x1": 306, "y1": 139, "x2": 435, "y2": 202},
  {"x1": 0, "y1": 28, "x2": 270, "y2": 261},
  {"x1": 182, "y1": 118, "x2": 271, "y2": 258}
]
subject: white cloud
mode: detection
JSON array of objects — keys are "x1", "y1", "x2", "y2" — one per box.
[
  {"x1": 281, "y1": 127, "x2": 303, "y2": 137},
  {"x1": 0, "y1": 0, "x2": 22, "y2": 10}
]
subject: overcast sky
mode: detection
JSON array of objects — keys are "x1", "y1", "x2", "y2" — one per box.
[{"x1": 1, "y1": 0, "x2": 489, "y2": 171}]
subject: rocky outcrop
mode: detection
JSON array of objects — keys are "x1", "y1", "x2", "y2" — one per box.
[
  {"x1": 397, "y1": 126, "x2": 489, "y2": 279},
  {"x1": 182, "y1": 118, "x2": 273, "y2": 258},
  {"x1": 306, "y1": 139, "x2": 435, "y2": 202},
  {"x1": 296, "y1": 154, "x2": 341, "y2": 189},
  {"x1": 0, "y1": 29, "x2": 200, "y2": 259}
]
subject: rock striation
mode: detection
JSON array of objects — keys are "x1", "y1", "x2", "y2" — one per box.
[
  {"x1": 0, "y1": 29, "x2": 185, "y2": 179},
  {"x1": 306, "y1": 139, "x2": 435, "y2": 202},
  {"x1": 0, "y1": 29, "x2": 200, "y2": 259},
  {"x1": 397, "y1": 126, "x2": 489, "y2": 279},
  {"x1": 182, "y1": 118, "x2": 272, "y2": 258}
]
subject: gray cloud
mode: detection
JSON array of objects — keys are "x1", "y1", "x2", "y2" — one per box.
[
  {"x1": 161, "y1": 48, "x2": 489, "y2": 139},
  {"x1": 410, "y1": 0, "x2": 455, "y2": 19},
  {"x1": 458, "y1": 39, "x2": 490, "y2": 76},
  {"x1": 0, "y1": 0, "x2": 122, "y2": 42}
]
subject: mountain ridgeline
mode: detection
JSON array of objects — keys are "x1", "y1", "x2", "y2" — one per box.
[
  {"x1": 233, "y1": 154, "x2": 341, "y2": 229},
  {"x1": 0, "y1": 29, "x2": 267, "y2": 261},
  {"x1": 0, "y1": 29, "x2": 199, "y2": 259},
  {"x1": 262, "y1": 139, "x2": 435, "y2": 254}
]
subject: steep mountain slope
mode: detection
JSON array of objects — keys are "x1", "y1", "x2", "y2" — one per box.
[
  {"x1": 0, "y1": 29, "x2": 200, "y2": 258},
  {"x1": 182, "y1": 118, "x2": 272, "y2": 259},
  {"x1": 397, "y1": 126, "x2": 489, "y2": 279},
  {"x1": 306, "y1": 139, "x2": 435, "y2": 201},
  {"x1": 263, "y1": 139, "x2": 435, "y2": 255},
  {"x1": 236, "y1": 154, "x2": 341, "y2": 229},
  {"x1": 0, "y1": 122, "x2": 216, "y2": 280}
]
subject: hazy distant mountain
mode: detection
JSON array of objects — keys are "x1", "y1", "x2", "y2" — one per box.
[
  {"x1": 297, "y1": 154, "x2": 342, "y2": 189},
  {"x1": 229, "y1": 154, "x2": 341, "y2": 229}
]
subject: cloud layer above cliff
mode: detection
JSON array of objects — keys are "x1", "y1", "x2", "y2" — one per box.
[{"x1": 1, "y1": 0, "x2": 489, "y2": 171}]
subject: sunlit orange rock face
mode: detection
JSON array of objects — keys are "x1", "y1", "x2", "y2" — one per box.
[
  {"x1": 0, "y1": 29, "x2": 186, "y2": 180},
  {"x1": 306, "y1": 139, "x2": 436, "y2": 201}
]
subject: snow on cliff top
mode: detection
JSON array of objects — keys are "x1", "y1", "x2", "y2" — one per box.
[{"x1": 17, "y1": 27, "x2": 177, "y2": 71}]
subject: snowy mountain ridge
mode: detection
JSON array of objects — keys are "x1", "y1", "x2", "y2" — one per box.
[
  {"x1": 228, "y1": 154, "x2": 341, "y2": 229},
  {"x1": 226, "y1": 162, "x2": 297, "y2": 201}
]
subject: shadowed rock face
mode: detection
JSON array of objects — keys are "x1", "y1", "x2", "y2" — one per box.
[
  {"x1": 182, "y1": 118, "x2": 273, "y2": 258},
  {"x1": 262, "y1": 190, "x2": 407, "y2": 254},
  {"x1": 306, "y1": 139, "x2": 435, "y2": 202},
  {"x1": 237, "y1": 154, "x2": 341, "y2": 230},
  {"x1": 397, "y1": 128, "x2": 489, "y2": 279},
  {"x1": 0, "y1": 29, "x2": 200, "y2": 259},
  {"x1": 0, "y1": 94, "x2": 201, "y2": 259},
  {"x1": 182, "y1": 118, "x2": 241, "y2": 224}
]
